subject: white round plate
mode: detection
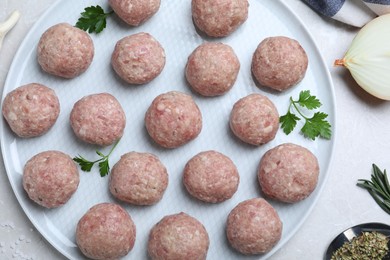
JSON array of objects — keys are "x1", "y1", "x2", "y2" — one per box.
[{"x1": 1, "y1": 0, "x2": 336, "y2": 259}]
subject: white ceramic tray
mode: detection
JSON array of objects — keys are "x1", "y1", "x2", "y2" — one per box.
[{"x1": 0, "y1": 0, "x2": 336, "y2": 259}]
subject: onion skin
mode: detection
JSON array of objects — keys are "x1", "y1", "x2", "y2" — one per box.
[{"x1": 335, "y1": 14, "x2": 390, "y2": 100}]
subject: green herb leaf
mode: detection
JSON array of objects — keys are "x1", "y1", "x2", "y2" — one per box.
[
  {"x1": 99, "y1": 159, "x2": 110, "y2": 177},
  {"x1": 72, "y1": 139, "x2": 120, "y2": 177},
  {"x1": 279, "y1": 90, "x2": 331, "y2": 140},
  {"x1": 98, "y1": 159, "x2": 110, "y2": 177},
  {"x1": 297, "y1": 90, "x2": 322, "y2": 109},
  {"x1": 301, "y1": 112, "x2": 331, "y2": 140},
  {"x1": 279, "y1": 111, "x2": 300, "y2": 135},
  {"x1": 357, "y1": 164, "x2": 390, "y2": 215},
  {"x1": 96, "y1": 150, "x2": 105, "y2": 158},
  {"x1": 75, "y1": 5, "x2": 112, "y2": 34},
  {"x1": 373, "y1": 165, "x2": 390, "y2": 198},
  {"x1": 73, "y1": 155, "x2": 95, "y2": 172}
]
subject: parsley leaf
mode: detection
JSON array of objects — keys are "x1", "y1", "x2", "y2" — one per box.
[
  {"x1": 298, "y1": 90, "x2": 322, "y2": 109},
  {"x1": 98, "y1": 160, "x2": 110, "y2": 177},
  {"x1": 75, "y1": 5, "x2": 113, "y2": 34},
  {"x1": 301, "y1": 112, "x2": 331, "y2": 140},
  {"x1": 279, "y1": 111, "x2": 300, "y2": 135},
  {"x1": 280, "y1": 90, "x2": 332, "y2": 140},
  {"x1": 73, "y1": 139, "x2": 120, "y2": 177},
  {"x1": 73, "y1": 155, "x2": 94, "y2": 172}
]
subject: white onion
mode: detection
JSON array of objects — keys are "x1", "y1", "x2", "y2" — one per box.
[
  {"x1": 0, "y1": 11, "x2": 21, "y2": 52},
  {"x1": 335, "y1": 13, "x2": 390, "y2": 100}
]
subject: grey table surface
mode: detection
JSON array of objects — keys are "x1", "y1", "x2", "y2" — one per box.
[{"x1": 1, "y1": 0, "x2": 389, "y2": 259}]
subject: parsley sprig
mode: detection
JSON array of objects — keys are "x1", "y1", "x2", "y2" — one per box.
[
  {"x1": 75, "y1": 5, "x2": 113, "y2": 34},
  {"x1": 357, "y1": 164, "x2": 390, "y2": 215},
  {"x1": 73, "y1": 139, "x2": 120, "y2": 177},
  {"x1": 280, "y1": 90, "x2": 332, "y2": 140}
]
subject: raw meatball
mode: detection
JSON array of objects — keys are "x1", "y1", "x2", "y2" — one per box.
[
  {"x1": 2, "y1": 83, "x2": 60, "y2": 138},
  {"x1": 145, "y1": 91, "x2": 202, "y2": 148},
  {"x1": 109, "y1": 0, "x2": 160, "y2": 26},
  {"x1": 252, "y1": 36, "x2": 308, "y2": 91},
  {"x1": 183, "y1": 150, "x2": 239, "y2": 203},
  {"x1": 258, "y1": 143, "x2": 319, "y2": 203},
  {"x1": 111, "y1": 32, "x2": 166, "y2": 84},
  {"x1": 76, "y1": 203, "x2": 136, "y2": 260},
  {"x1": 192, "y1": 0, "x2": 249, "y2": 37},
  {"x1": 226, "y1": 198, "x2": 282, "y2": 255},
  {"x1": 23, "y1": 150, "x2": 79, "y2": 208},
  {"x1": 70, "y1": 93, "x2": 126, "y2": 146},
  {"x1": 109, "y1": 152, "x2": 168, "y2": 205},
  {"x1": 186, "y1": 42, "x2": 240, "y2": 96},
  {"x1": 230, "y1": 93, "x2": 279, "y2": 145},
  {"x1": 37, "y1": 23, "x2": 94, "y2": 78},
  {"x1": 148, "y1": 212, "x2": 209, "y2": 260}
]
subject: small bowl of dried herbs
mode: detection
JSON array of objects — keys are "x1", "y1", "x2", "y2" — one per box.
[{"x1": 325, "y1": 222, "x2": 390, "y2": 260}]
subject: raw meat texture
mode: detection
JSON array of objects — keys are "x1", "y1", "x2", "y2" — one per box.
[
  {"x1": 230, "y1": 93, "x2": 279, "y2": 145},
  {"x1": 186, "y1": 42, "x2": 240, "y2": 96},
  {"x1": 252, "y1": 36, "x2": 308, "y2": 91},
  {"x1": 258, "y1": 143, "x2": 319, "y2": 203},
  {"x1": 183, "y1": 150, "x2": 239, "y2": 203},
  {"x1": 109, "y1": 0, "x2": 161, "y2": 26},
  {"x1": 37, "y1": 23, "x2": 94, "y2": 78},
  {"x1": 2, "y1": 83, "x2": 60, "y2": 138},
  {"x1": 148, "y1": 212, "x2": 209, "y2": 260},
  {"x1": 110, "y1": 152, "x2": 168, "y2": 205},
  {"x1": 23, "y1": 150, "x2": 79, "y2": 208},
  {"x1": 226, "y1": 198, "x2": 282, "y2": 254},
  {"x1": 111, "y1": 32, "x2": 165, "y2": 84},
  {"x1": 192, "y1": 0, "x2": 249, "y2": 37},
  {"x1": 145, "y1": 91, "x2": 202, "y2": 148},
  {"x1": 76, "y1": 203, "x2": 136, "y2": 260},
  {"x1": 70, "y1": 93, "x2": 126, "y2": 146}
]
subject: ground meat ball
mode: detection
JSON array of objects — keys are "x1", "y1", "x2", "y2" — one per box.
[
  {"x1": 258, "y1": 143, "x2": 319, "y2": 203},
  {"x1": 230, "y1": 93, "x2": 279, "y2": 145},
  {"x1": 226, "y1": 198, "x2": 282, "y2": 255},
  {"x1": 183, "y1": 150, "x2": 239, "y2": 203},
  {"x1": 185, "y1": 42, "x2": 240, "y2": 96},
  {"x1": 37, "y1": 23, "x2": 94, "y2": 78},
  {"x1": 109, "y1": 152, "x2": 168, "y2": 205},
  {"x1": 148, "y1": 212, "x2": 209, "y2": 260},
  {"x1": 145, "y1": 91, "x2": 202, "y2": 148},
  {"x1": 2, "y1": 83, "x2": 60, "y2": 138},
  {"x1": 23, "y1": 150, "x2": 79, "y2": 208},
  {"x1": 109, "y1": 0, "x2": 160, "y2": 26},
  {"x1": 111, "y1": 32, "x2": 166, "y2": 84},
  {"x1": 252, "y1": 36, "x2": 308, "y2": 91},
  {"x1": 76, "y1": 203, "x2": 136, "y2": 260},
  {"x1": 192, "y1": 0, "x2": 249, "y2": 37},
  {"x1": 70, "y1": 93, "x2": 126, "y2": 146}
]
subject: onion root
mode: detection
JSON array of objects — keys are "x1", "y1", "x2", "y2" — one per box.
[{"x1": 334, "y1": 58, "x2": 345, "y2": 67}]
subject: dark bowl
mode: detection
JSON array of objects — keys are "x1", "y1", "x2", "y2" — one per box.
[{"x1": 325, "y1": 222, "x2": 390, "y2": 260}]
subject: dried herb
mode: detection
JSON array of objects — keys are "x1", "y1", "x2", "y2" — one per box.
[
  {"x1": 331, "y1": 231, "x2": 389, "y2": 260},
  {"x1": 357, "y1": 164, "x2": 390, "y2": 215}
]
